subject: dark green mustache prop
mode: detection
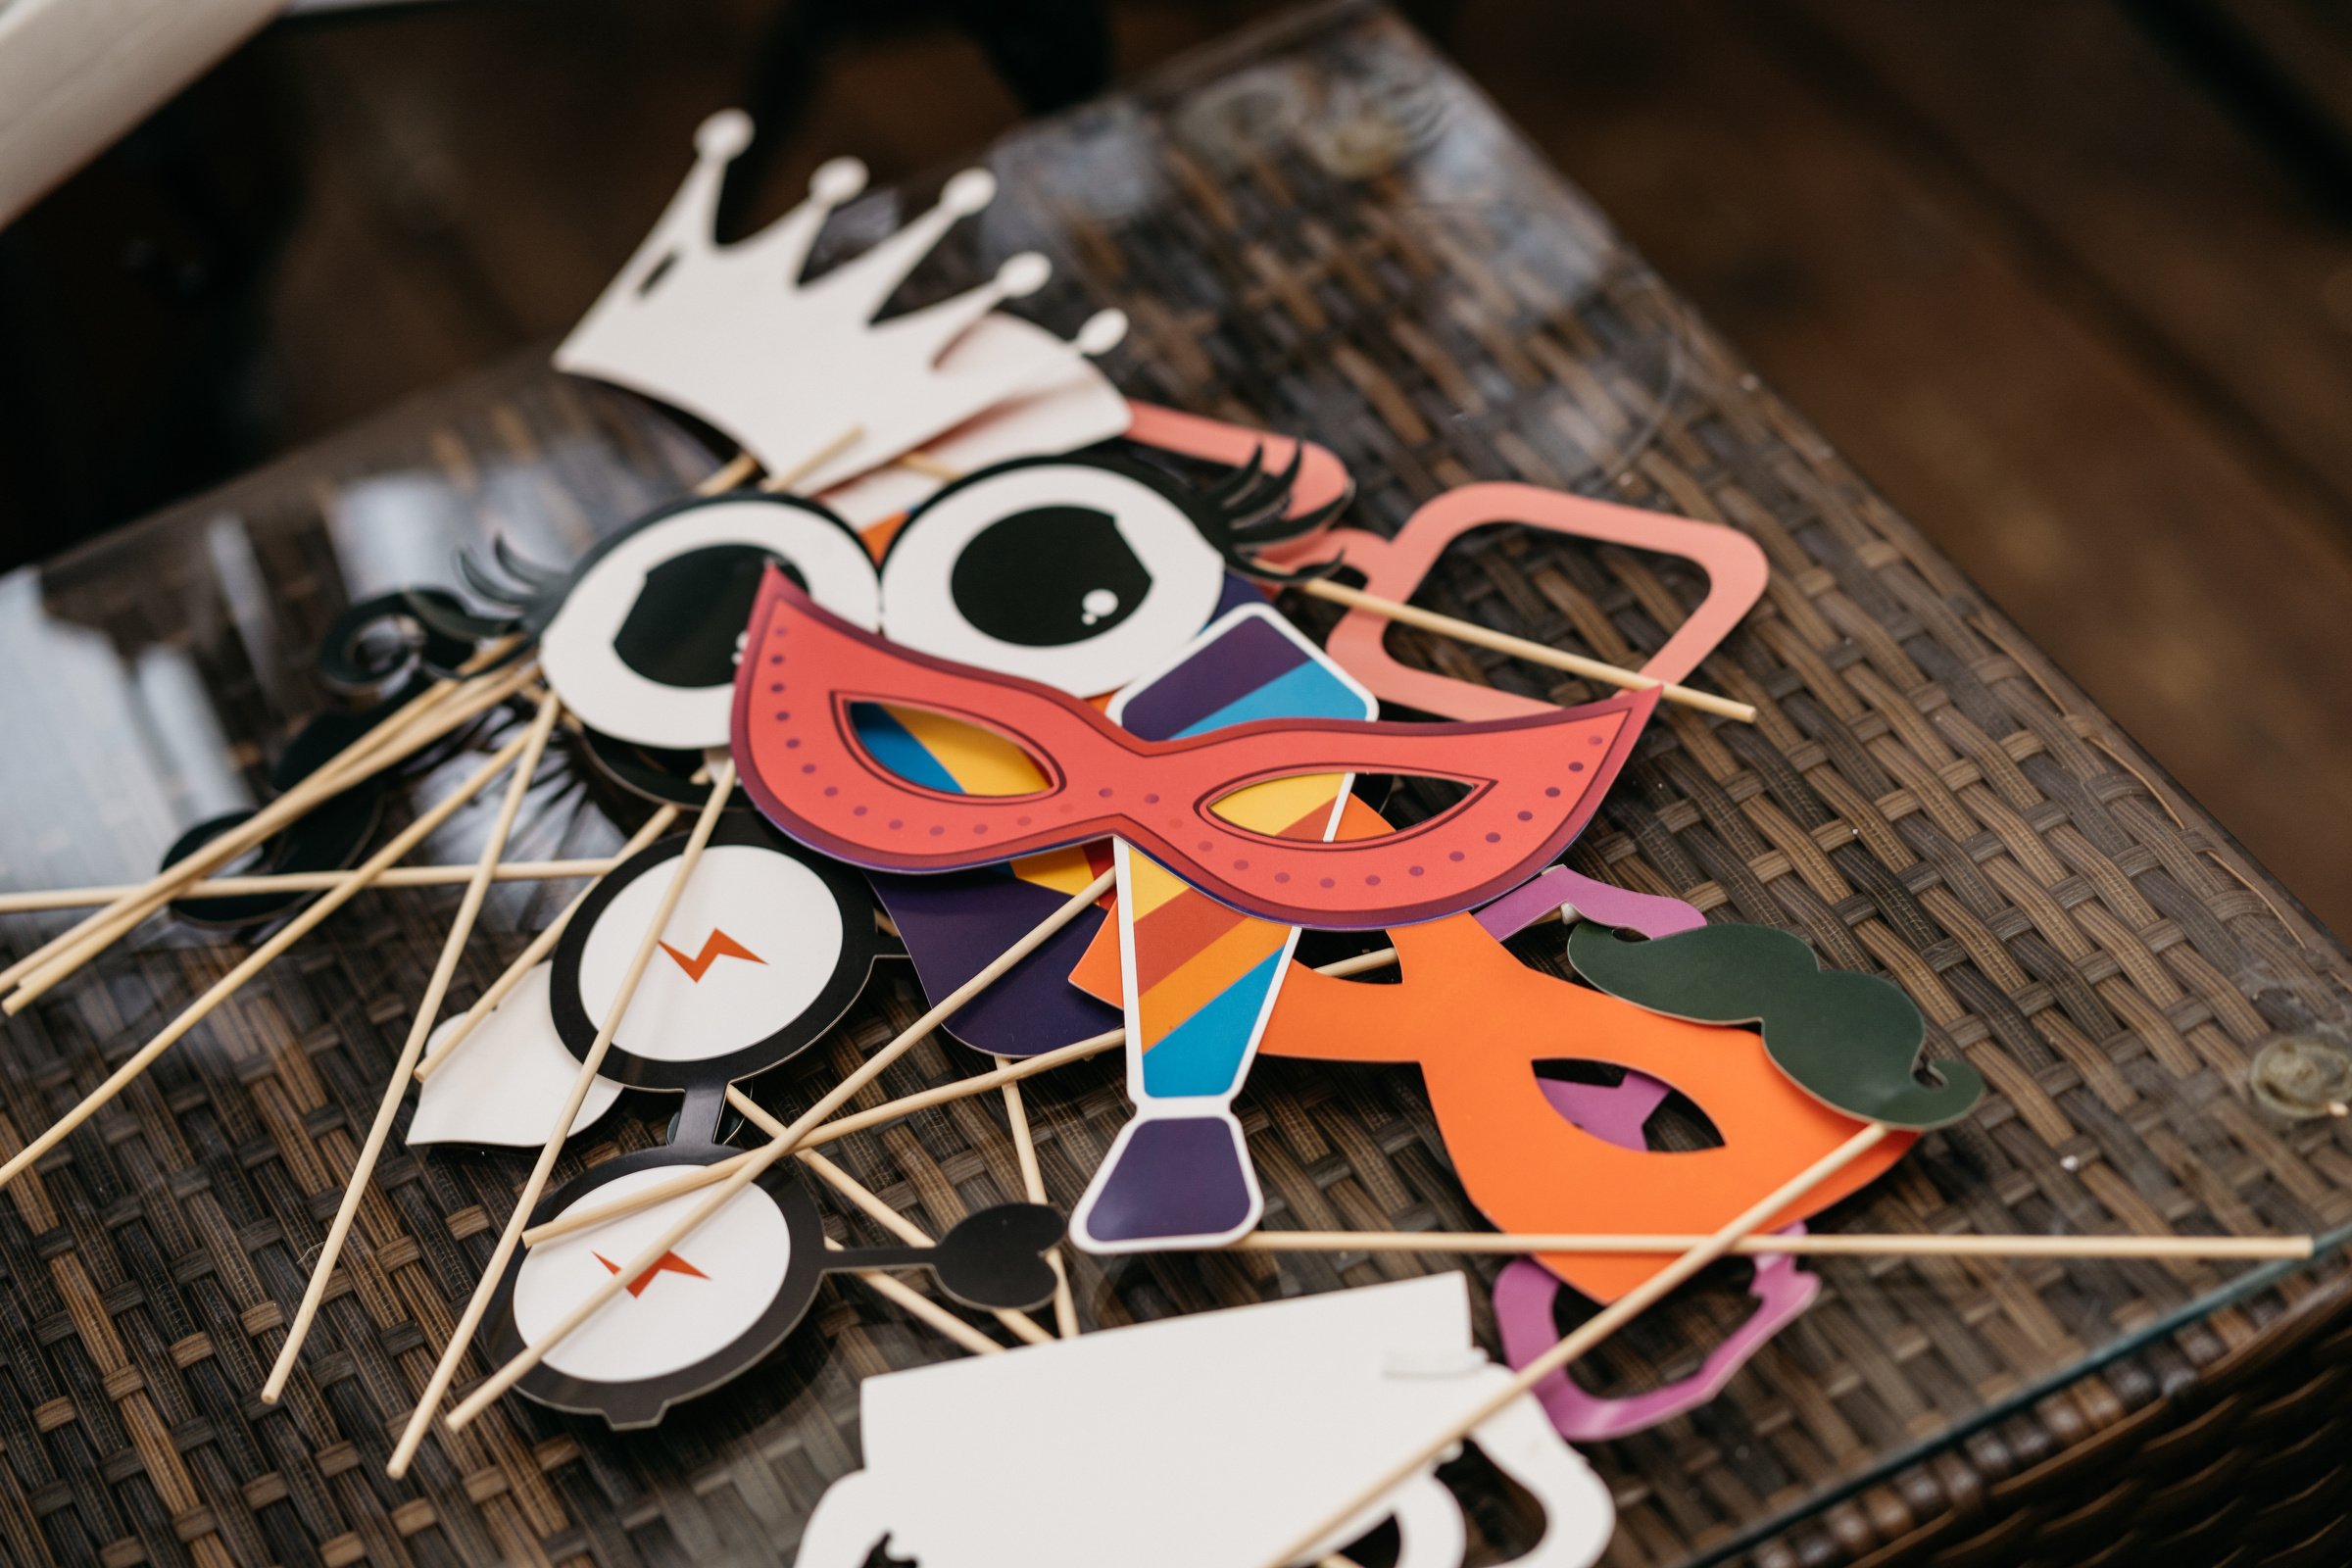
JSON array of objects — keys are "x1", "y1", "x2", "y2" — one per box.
[{"x1": 1567, "y1": 922, "x2": 1984, "y2": 1130}]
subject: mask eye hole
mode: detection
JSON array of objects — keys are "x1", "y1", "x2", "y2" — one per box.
[
  {"x1": 843, "y1": 701, "x2": 1057, "y2": 800},
  {"x1": 1534, "y1": 1059, "x2": 1723, "y2": 1152},
  {"x1": 539, "y1": 495, "x2": 879, "y2": 751},
  {"x1": 879, "y1": 458, "x2": 1227, "y2": 696},
  {"x1": 1205, "y1": 771, "x2": 1484, "y2": 839}
]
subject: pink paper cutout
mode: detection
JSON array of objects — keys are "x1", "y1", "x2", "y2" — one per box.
[
  {"x1": 1493, "y1": 1230, "x2": 1821, "y2": 1442},
  {"x1": 1476, "y1": 864, "x2": 1707, "y2": 947},
  {"x1": 1269, "y1": 482, "x2": 1769, "y2": 719}
]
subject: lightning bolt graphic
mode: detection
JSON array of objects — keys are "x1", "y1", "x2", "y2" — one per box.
[
  {"x1": 592, "y1": 1250, "x2": 710, "y2": 1298},
  {"x1": 658, "y1": 927, "x2": 766, "y2": 983}
]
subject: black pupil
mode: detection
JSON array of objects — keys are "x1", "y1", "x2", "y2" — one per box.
[
  {"x1": 613, "y1": 544, "x2": 805, "y2": 687},
  {"x1": 947, "y1": 506, "x2": 1150, "y2": 648}
]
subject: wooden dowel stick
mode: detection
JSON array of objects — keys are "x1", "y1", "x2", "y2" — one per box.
[
  {"x1": 0, "y1": 726, "x2": 540, "y2": 1194},
  {"x1": 518, "y1": 1029, "x2": 1125, "y2": 1246},
  {"x1": 385, "y1": 761, "x2": 737, "y2": 1478},
  {"x1": 829, "y1": 1240, "x2": 1002, "y2": 1357},
  {"x1": 516, "y1": 939, "x2": 1415, "y2": 1247},
  {"x1": 5, "y1": 661, "x2": 541, "y2": 1009},
  {"x1": 262, "y1": 691, "x2": 564, "y2": 1401},
  {"x1": 1258, "y1": 1125, "x2": 1892, "y2": 1568},
  {"x1": 697, "y1": 452, "x2": 760, "y2": 495},
  {"x1": 759, "y1": 425, "x2": 863, "y2": 494},
  {"x1": 0, "y1": 660, "x2": 532, "y2": 993},
  {"x1": 0, "y1": 858, "x2": 619, "y2": 914},
  {"x1": 446, "y1": 869, "x2": 1116, "y2": 1434},
  {"x1": 790, "y1": 1144, "x2": 1052, "y2": 1347},
  {"x1": 996, "y1": 1056, "x2": 1078, "y2": 1337},
  {"x1": 1233, "y1": 1229, "x2": 2314, "y2": 1262},
  {"x1": 1292, "y1": 577, "x2": 1757, "y2": 723},
  {"x1": 412, "y1": 801, "x2": 689, "y2": 1084}
]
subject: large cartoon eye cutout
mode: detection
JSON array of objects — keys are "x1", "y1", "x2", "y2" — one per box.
[
  {"x1": 539, "y1": 493, "x2": 881, "y2": 748},
  {"x1": 484, "y1": 1146, "x2": 1064, "y2": 1428},
  {"x1": 1272, "y1": 483, "x2": 1770, "y2": 720},
  {"x1": 877, "y1": 454, "x2": 1227, "y2": 695},
  {"x1": 550, "y1": 813, "x2": 880, "y2": 1133},
  {"x1": 876, "y1": 449, "x2": 1340, "y2": 698}
]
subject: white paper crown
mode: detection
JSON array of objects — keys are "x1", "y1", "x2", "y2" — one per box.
[{"x1": 556, "y1": 112, "x2": 1128, "y2": 494}]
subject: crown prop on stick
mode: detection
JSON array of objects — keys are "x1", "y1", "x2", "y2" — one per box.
[{"x1": 556, "y1": 112, "x2": 1129, "y2": 493}]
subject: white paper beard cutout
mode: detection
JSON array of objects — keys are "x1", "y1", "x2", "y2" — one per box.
[
  {"x1": 407, "y1": 964, "x2": 624, "y2": 1149},
  {"x1": 792, "y1": 1274, "x2": 1615, "y2": 1568}
]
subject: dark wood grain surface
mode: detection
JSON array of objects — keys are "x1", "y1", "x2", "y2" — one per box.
[{"x1": 5, "y1": 5, "x2": 2352, "y2": 1565}]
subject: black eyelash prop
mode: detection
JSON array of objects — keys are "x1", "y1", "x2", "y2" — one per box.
[
  {"x1": 404, "y1": 491, "x2": 882, "y2": 750},
  {"x1": 1177, "y1": 441, "x2": 1348, "y2": 583},
  {"x1": 158, "y1": 592, "x2": 517, "y2": 928}
]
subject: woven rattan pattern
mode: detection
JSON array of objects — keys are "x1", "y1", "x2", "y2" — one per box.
[{"x1": 3, "y1": 4, "x2": 2351, "y2": 1565}]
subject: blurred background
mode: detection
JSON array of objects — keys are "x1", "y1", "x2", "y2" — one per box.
[{"x1": 5, "y1": 0, "x2": 2352, "y2": 928}]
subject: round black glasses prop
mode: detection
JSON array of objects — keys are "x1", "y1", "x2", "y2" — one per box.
[
  {"x1": 549, "y1": 811, "x2": 881, "y2": 1135},
  {"x1": 486, "y1": 1145, "x2": 1062, "y2": 1428}
]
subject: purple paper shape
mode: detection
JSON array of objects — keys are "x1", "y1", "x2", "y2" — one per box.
[
  {"x1": 1077, "y1": 1115, "x2": 1254, "y2": 1243},
  {"x1": 1479, "y1": 864, "x2": 1707, "y2": 946},
  {"x1": 871, "y1": 867, "x2": 1116, "y2": 1058},
  {"x1": 1538, "y1": 1071, "x2": 1672, "y2": 1152},
  {"x1": 1493, "y1": 1228, "x2": 1821, "y2": 1441}
]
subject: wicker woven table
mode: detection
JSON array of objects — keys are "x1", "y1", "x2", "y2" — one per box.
[{"x1": 6, "y1": 4, "x2": 2352, "y2": 1565}]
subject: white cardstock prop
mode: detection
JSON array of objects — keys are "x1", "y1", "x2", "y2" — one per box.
[
  {"x1": 555, "y1": 111, "x2": 1129, "y2": 494},
  {"x1": 792, "y1": 1274, "x2": 1614, "y2": 1568},
  {"x1": 539, "y1": 494, "x2": 881, "y2": 750},
  {"x1": 408, "y1": 964, "x2": 623, "y2": 1148},
  {"x1": 815, "y1": 332, "x2": 1135, "y2": 527}
]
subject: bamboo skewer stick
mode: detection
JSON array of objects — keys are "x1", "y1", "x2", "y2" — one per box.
[
  {"x1": 1234, "y1": 1229, "x2": 2314, "y2": 1262},
  {"x1": 697, "y1": 452, "x2": 761, "y2": 495},
  {"x1": 411, "y1": 800, "x2": 690, "y2": 1084},
  {"x1": 519, "y1": 1034, "x2": 1123, "y2": 1247},
  {"x1": 3, "y1": 660, "x2": 542, "y2": 1010},
  {"x1": 1258, "y1": 1125, "x2": 1894, "y2": 1568},
  {"x1": 1291, "y1": 577, "x2": 1756, "y2": 723},
  {"x1": 263, "y1": 691, "x2": 565, "y2": 1401},
  {"x1": 758, "y1": 425, "x2": 864, "y2": 494},
  {"x1": 445, "y1": 869, "x2": 1117, "y2": 1433},
  {"x1": 0, "y1": 858, "x2": 620, "y2": 914},
  {"x1": 788, "y1": 1142, "x2": 1052, "y2": 1348},
  {"x1": 0, "y1": 659, "x2": 535, "y2": 997},
  {"x1": 0, "y1": 725, "x2": 541, "y2": 1194},
  {"x1": 997, "y1": 1056, "x2": 1079, "y2": 1337},
  {"x1": 514, "y1": 933, "x2": 1420, "y2": 1246},
  {"x1": 386, "y1": 760, "x2": 737, "y2": 1477}
]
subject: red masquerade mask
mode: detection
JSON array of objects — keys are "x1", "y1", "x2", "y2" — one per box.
[{"x1": 732, "y1": 568, "x2": 1656, "y2": 929}]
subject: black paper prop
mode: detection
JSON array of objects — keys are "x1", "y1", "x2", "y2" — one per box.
[
  {"x1": 412, "y1": 491, "x2": 881, "y2": 749},
  {"x1": 1566, "y1": 922, "x2": 1985, "y2": 1130},
  {"x1": 159, "y1": 605, "x2": 496, "y2": 928},
  {"x1": 550, "y1": 812, "x2": 880, "y2": 1128},
  {"x1": 484, "y1": 1145, "x2": 1063, "y2": 1427},
  {"x1": 574, "y1": 727, "x2": 734, "y2": 810},
  {"x1": 874, "y1": 449, "x2": 1336, "y2": 695}
]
